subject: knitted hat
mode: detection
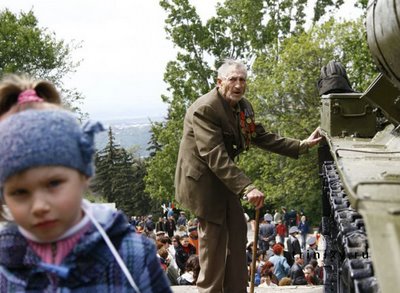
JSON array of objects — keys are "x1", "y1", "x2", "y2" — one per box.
[{"x1": 0, "y1": 109, "x2": 104, "y2": 193}]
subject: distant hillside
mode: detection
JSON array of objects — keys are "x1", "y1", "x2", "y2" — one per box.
[{"x1": 94, "y1": 116, "x2": 163, "y2": 158}]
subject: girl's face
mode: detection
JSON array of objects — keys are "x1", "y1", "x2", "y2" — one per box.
[
  {"x1": 3, "y1": 166, "x2": 89, "y2": 242},
  {"x1": 180, "y1": 237, "x2": 190, "y2": 247}
]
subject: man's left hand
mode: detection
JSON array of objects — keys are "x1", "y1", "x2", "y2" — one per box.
[
  {"x1": 305, "y1": 127, "x2": 323, "y2": 148},
  {"x1": 246, "y1": 188, "x2": 265, "y2": 210}
]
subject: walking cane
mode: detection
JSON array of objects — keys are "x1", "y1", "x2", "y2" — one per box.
[{"x1": 250, "y1": 208, "x2": 260, "y2": 293}]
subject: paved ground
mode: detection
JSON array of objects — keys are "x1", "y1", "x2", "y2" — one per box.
[{"x1": 172, "y1": 285, "x2": 324, "y2": 293}]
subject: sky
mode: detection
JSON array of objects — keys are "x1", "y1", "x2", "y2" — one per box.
[
  {"x1": 1, "y1": 0, "x2": 217, "y2": 120},
  {"x1": 1, "y1": 0, "x2": 361, "y2": 121}
]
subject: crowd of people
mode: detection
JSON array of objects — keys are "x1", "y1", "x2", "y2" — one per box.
[
  {"x1": 129, "y1": 208, "x2": 324, "y2": 288},
  {"x1": 250, "y1": 209, "x2": 324, "y2": 287},
  {"x1": 128, "y1": 212, "x2": 200, "y2": 286}
]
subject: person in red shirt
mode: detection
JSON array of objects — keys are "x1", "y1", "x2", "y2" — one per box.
[
  {"x1": 175, "y1": 235, "x2": 196, "y2": 273},
  {"x1": 276, "y1": 220, "x2": 287, "y2": 244}
]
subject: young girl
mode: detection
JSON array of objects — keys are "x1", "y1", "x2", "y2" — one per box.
[
  {"x1": 0, "y1": 108, "x2": 172, "y2": 292},
  {"x1": 258, "y1": 260, "x2": 279, "y2": 287},
  {"x1": 177, "y1": 254, "x2": 200, "y2": 285}
]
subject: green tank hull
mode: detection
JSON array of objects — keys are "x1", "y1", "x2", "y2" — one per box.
[{"x1": 319, "y1": 1, "x2": 400, "y2": 292}]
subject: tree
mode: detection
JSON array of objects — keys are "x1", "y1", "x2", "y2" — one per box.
[
  {"x1": 92, "y1": 127, "x2": 162, "y2": 217},
  {"x1": 146, "y1": 121, "x2": 163, "y2": 158},
  {"x1": 129, "y1": 157, "x2": 163, "y2": 217},
  {"x1": 145, "y1": 119, "x2": 182, "y2": 203},
  {"x1": 91, "y1": 127, "x2": 120, "y2": 203},
  {"x1": 0, "y1": 9, "x2": 84, "y2": 116}
]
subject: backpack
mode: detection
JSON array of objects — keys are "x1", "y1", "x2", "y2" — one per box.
[{"x1": 317, "y1": 60, "x2": 354, "y2": 95}]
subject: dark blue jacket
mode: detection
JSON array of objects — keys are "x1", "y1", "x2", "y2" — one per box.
[{"x1": 0, "y1": 204, "x2": 171, "y2": 292}]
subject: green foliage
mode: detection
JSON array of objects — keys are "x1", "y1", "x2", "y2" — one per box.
[
  {"x1": 355, "y1": 0, "x2": 368, "y2": 9},
  {"x1": 207, "y1": 0, "x2": 311, "y2": 58},
  {"x1": 147, "y1": 124, "x2": 162, "y2": 158},
  {"x1": 91, "y1": 127, "x2": 123, "y2": 203},
  {"x1": 313, "y1": 0, "x2": 344, "y2": 22},
  {"x1": 84, "y1": 191, "x2": 107, "y2": 203},
  {"x1": 145, "y1": 120, "x2": 182, "y2": 203},
  {"x1": 92, "y1": 127, "x2": 161, "y2": 217},
  {"x1": 0, "y1": 9, "x2": 84, "y2": 116}
]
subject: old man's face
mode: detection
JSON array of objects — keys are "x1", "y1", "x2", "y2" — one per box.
[{"x1": 217, "y1": 67, "x2": 247, "y2": 106}]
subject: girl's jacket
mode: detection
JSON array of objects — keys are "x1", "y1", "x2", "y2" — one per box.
[{"x1": 0, "y1": 204, "x2": 172, "y2": 293}]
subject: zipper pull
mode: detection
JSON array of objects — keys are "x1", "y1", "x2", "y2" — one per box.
[{"x1": 38, "y1": 262, "x2": 70, "y2": 279}]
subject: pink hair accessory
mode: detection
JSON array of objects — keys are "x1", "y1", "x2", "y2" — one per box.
[{"x1": 17, "y1": 89, "x2": 44, "y2": 104}]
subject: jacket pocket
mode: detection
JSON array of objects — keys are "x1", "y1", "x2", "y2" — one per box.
[
  {"x1": 186, "y1": 164, "x2": 203, "y2": 181},
  {"x1": 222, "y1": 131, "x2": 238, "y2": 159}
]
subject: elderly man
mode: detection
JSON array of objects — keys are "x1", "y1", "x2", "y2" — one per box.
[
  {"x1": 287, "y1": 226, "x2": 302, "y2": 267},
  {"x1": 259, "y1": 214, "x2": 276, "y2": 254},
  {"x1": 175, "y1": 59, "x2": 321, "y2": 292}
]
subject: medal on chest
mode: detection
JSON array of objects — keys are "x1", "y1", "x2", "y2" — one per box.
[{"x1": 239, "y1": 107, "x2": 256, "y2": 150}]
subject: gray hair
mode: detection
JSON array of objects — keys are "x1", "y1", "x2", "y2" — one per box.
[{"x1": 217, "y1": 59, "x2": 247, "y2": 79}]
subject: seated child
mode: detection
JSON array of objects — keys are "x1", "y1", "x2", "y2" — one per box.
[
  {"x1": 0, "y1": 106, "x2": 172, "y2": 292},
  {"x1": 177, "y1": 254, "x2": 200, "y2": 285}
]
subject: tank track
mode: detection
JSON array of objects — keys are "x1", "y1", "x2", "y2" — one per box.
[{"x1": 320, "y1": 161, "x2": 380, "y2": 293}]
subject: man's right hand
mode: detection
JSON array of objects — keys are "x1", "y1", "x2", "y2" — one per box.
[{"x1": 246, "y1": 188, "x2": 265, "y2": 209}]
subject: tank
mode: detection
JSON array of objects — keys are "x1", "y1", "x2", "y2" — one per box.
[{"x1": 318, "y1": 1, "x2": 400, "y2": 293}]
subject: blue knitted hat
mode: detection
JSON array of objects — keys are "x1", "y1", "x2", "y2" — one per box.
[{"x1": 0, "y1": 109, "x2": 104, "y2": 192}]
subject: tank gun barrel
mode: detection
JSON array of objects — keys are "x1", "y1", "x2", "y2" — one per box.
[
  {"x1": 364, "y1": 0, "x2": 400, "y2": 127},
  {"x1": 367, "y1": 0, "x2": 400, "y2": 89}
]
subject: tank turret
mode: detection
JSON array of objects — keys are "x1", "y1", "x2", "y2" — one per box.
[
  {"x1": 366, "y1": 0, "x2": 400, "y2": 90},
  {"x1": 363, "y1": 0, "x2": 400, "y2": 127}
]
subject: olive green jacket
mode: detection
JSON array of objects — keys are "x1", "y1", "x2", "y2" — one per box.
[{"x1": 175, "y1": 88, "x2": 300, "y2": 224}]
